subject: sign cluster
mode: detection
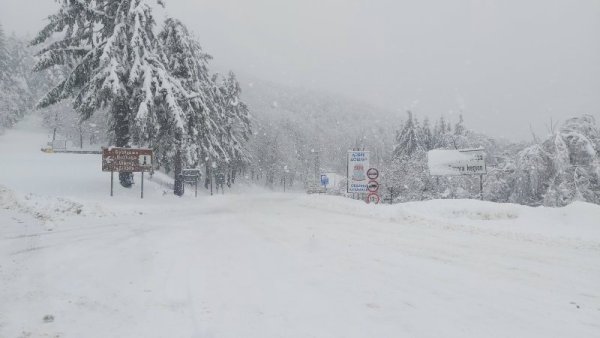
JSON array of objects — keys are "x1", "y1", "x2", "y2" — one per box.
[
  {"x1": 347, "y1": 150, "x2": 380, "y2": 204},
  {"x1": 366, "y1": 168, "x2": 380, "y2": 204}
]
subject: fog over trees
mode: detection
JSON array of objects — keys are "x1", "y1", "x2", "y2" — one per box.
[{"x1": 0, "y1": 0, "x2": 598, "y2": 206}]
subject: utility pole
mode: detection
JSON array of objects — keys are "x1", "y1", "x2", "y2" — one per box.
[
  {"x1": 311, "y1": 149, "x2": 320, "y2": 186},
  {"x1": 479, "y1": 174, "x2": 483, "y2": 201}
]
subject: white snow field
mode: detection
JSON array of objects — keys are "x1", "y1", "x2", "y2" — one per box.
[{"x1": 1, "y1": 116, "x2": 600, "y2": 338}]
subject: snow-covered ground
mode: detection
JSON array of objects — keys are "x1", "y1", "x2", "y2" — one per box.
[{"x1": 1, "y1": 116, "x2": 599, "y2": 338}]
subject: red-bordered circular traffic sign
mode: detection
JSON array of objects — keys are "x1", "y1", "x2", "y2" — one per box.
[
  {"x1": 366, "y1": 193, "x2": 380, "y2": 204},
  {"x1": 367, "y1": 180, "x2": 379, "y2": 192},
  {"x1": 366, "y1": 168, "x2": 379, "y2": 180}
]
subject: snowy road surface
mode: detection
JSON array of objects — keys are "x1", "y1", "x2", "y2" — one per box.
[{"x1": 1, "y1": 117, "x2": 600, "y2": 338}]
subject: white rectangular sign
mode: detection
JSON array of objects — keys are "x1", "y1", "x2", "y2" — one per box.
[
  {"x1": 347, "y1": 150, "x2": 370, "y2": 192},
  {"x1": 427, "y1": 148, "x2": 486, "y2": 176}
]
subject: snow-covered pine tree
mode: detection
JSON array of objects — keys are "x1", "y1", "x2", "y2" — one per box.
[
  {"x1": 0, "y1": 33, "x2": 34, "y2": 130},
  {"x1": 0, "y1": 23, "x2": 7, "y2": 79},
  {"x1": 32, "y1": 0, "x2": 188, "y2": 188},
  {"x1": 218, "y1": 72, "x2": 252, "y2": 167},
  {"x1": 7, "y1": 34, "x2": 34, "y2": 111},
  {"x1": 454, "y1": 114, "x2": 465, "y2": 136},
  {"x1": 0, "y1": 22, "x2": 8, "y2": 129},
  {"x1": 432, "y1": 116, "x2": 448, "y2": 149},
  {"x1": 157, "y1": 18, "x2": 205, "y2": 195},
  {"x1": 384, "y1": 111, "x2": 432, "y2": 201},
  {"x1": 421, "y1": 117, "x2": 433, "y2": 151},
  {"x1": 158, "y1": 18, "x2": 251, "y2": 194},
  {"x1": 392, "y1": 111, "x2": 423, "y2": 160},
  {"x1": 507, "y1": 115, "x2": 600, "y2": 206}
]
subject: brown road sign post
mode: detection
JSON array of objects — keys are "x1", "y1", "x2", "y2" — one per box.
[{"x1": 102, "y1": 147, "x2": 153, "y2": 198}]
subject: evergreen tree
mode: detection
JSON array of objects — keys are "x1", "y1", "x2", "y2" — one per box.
[
  {"x1": 218, "y1": 71, "x2": 251, "y2": 164},
  {"x1": 0, "y1": 23, "x2": 9, "y2": 129},
  {"x1": 32, "y1": 0, "x2": 188, "y2": 188},
  {"x1": 392, "y1": 111, "x2": 423, "y2": 160},
  {"x1": 1, "y1": 33, "x2": 34, "y2": 130},
  {"x1": 421, "y1": 117, "x2": 433, "y2": 150},
  {"x1": 432, "y1": 116, "x2": 448, "y2": 148},
  {"x1": 157, "y1": 18, "x2": 211, "y2": 195},
  {"x1": 158, "y1": 19, "x2": 251, "y2": 195},
  {"x1": 0, "y1": 23, "x2": 7, "y2": 79},
  {"x1": 454, "y1": 114, "x2": 465, "y2": 135}
]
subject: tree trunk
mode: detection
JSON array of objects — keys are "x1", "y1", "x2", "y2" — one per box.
[
  {"x1": 79, "y1": 126, "x2": 83, "y2": 149},
  {"x1": 205, "y1": 165, "x2": 211, "y2": 189},
  {"x1": 113, "y1": 98, "x2": 133, "y2": 188},
  {"x1": 173, "y1": 147, "x2": 184, "y2": 196}
]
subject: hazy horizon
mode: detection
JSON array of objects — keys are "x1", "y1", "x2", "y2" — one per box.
[{"x1": 1, "y1": 0, "x2": 599, "y2": 140}]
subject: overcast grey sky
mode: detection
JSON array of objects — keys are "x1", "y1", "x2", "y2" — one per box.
[{"x1": 1, "y1": 0, "x2": 599, "y2": 139}]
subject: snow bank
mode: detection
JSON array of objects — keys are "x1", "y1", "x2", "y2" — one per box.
[
  {"x1": 298, "y1": 195, "x2": 600, "y2": 243},
  {"x1": 0, "y1": 185, "x2": 113, "y2": 228}
]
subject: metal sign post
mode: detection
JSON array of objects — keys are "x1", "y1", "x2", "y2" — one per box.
[
  {"x1": 110, "y1": 170, "x2": 114, "y2": 197},
  {"x1": 141, "y1": 171, "x2": 144, "y2": 199},
  {"x1": 283, "y1": 165, "x2": 289, "y2": 192},
  {"x1": 480, "y1": 174, "x2": 483, "y2": 201}
]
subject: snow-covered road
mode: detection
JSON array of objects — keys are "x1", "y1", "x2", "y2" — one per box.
[{"x1": 1, "y1": 117, "x2": 600, "y2": 337}]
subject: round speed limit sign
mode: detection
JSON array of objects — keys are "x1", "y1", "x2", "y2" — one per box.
[{"x1": 366, "y1": 193, "x2": 380, "y2": 204}]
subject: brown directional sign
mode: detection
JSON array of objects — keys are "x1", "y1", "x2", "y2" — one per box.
[{"x1": 102, "y1": 147, "x2": 153, "y2": 172}]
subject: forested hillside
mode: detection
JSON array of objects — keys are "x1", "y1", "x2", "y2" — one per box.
[{"x1": 240, "y1": 77, "x2": 397, "y2": 188}]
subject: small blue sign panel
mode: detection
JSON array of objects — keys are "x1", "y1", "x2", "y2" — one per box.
[{"x1": 320, "y1": 175, "x2": 329, "y2": 187}]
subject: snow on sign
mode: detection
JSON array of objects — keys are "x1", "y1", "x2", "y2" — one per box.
[
  {"x1": 102, "y1": 147, "x2": 153, "y2": 172},
  {"x1": 347, "y1": 150, "x2": 370, "y2": 192},
  {"x1": 427, "y1": 148, "x2": 487, "y2": 176}
]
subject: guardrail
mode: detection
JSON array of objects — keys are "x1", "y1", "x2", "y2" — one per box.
[{"x1": 41, "y1": 148, "x2": 102, "y2": 154}]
